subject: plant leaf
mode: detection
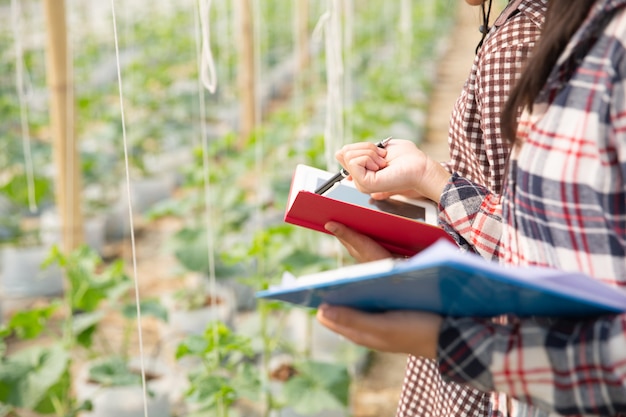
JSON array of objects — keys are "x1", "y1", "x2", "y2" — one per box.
[{"x1": 0, "y1": 343, "x2": 70, "y2": 410}]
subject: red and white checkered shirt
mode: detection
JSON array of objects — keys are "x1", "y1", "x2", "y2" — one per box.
[
  {"x1": 438, "y1": 0, "x2": 626, "y2": 415},
  {"x1": 397, "y1": 1, "x2": 547, "y2": 417},
  {"x1": 397, "y1": 0, "x2": 546, "y2": 417}
]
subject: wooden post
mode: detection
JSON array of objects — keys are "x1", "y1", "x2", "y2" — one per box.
[
  {"x1": 296, "y1": 0, "x2": 310, "y2": 72},
  {"x1": 43, "y1": 0, "x2": 83, "y2": 252},
  {"x1": 235, "y1": 0, "x2": 256, "y2": 145}
]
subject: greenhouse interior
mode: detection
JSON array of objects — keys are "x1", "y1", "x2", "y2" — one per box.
[{"x1": 0, "y1": 0, "x2": 488, "y2": 416}]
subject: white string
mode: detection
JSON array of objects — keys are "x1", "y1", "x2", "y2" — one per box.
[
  {"x1": 109, "y1": 2, "x2": 149, "y2": 417},
  {"x1": 343, "y1": 0, "x2": 354, "y2": 146},
  {"x1": 252, "y1": 0, "x2": 263, "y2": 232},
  {"x1": 198, "y1": 0, "x2": 217, "y2": 93},
  {"x1": 66, "y1": 0, "x2": 77, "y2": 247},
  {"x1": 10, "y1": 0, "x2": 37, "y2": 214},
  {"x1": 194, "y1": 1, "x2": 224, "y2": 414},
  {"x1": 320, "y1": 0, "x2": 344, "y2": 171}
]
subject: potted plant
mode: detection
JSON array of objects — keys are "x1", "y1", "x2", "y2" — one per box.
[
  {"x1": 174, "y1": 321, "x2": 261, "y2": 417},
  {"x1": 267, "y1": 353, "x2": 351, "y2": 417},
  {"x1": 161, "y1": 271, "x2": 237, "y2": 337},
  {"x1": 0, "y1": 169, "x2": 63, "y2": 298},
  {"x1": 0, "y1": 301, "x2": 89, "y2": 417},
  {"x1": 42, "y1": 245, "x2": 172, "y2": 417}
]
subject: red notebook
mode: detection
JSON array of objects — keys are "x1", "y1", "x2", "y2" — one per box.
[{"x1": 284, "y1": 164, "x2": 455, "y2": 257}]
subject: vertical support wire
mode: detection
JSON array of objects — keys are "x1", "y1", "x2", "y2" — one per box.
[
  {"x1": 10, "y1": 0, "x2": 38, "y2": 214},
  {"x1": 343, "y1": 0, "x2": 353, "y2": 147},
  {"x1": 193, "y1": 2, "x2": 224, "y2": 415},
  {"x1": 323, "y1": 0, "x2": 343, "y2": 170},
  {"x1": 66, "y1": 0, "x2": 77, "y2": 248},
  {"x1": 109, "y1": 2, "x2": 149, "y2": 416}
]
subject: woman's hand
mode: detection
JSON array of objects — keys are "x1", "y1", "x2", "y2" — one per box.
[
  {"x1": 325, "y1": 221, "x2": 392, "y2": 262},
  {"x1": 335, "y1": 139, "x2": 451, "y2": 203},
  {"x1": 316, "y1": 304, "x2": 442, "y2": 359}
]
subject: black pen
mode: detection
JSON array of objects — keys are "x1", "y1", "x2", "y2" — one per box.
[{"x1": 314, "y1": 137, "x2": 392, "y2": 195}]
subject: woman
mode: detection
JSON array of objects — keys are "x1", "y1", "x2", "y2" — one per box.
[
  {"x1": 329, "y1": 0, "x2": 547, "y2": 416},
  {"x1": 321, "y1": 0, "x2": 626, "y2": 414}
]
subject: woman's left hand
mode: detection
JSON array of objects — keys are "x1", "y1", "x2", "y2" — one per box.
[{"x1": 316, "y1": 304, "x2": 442, "y2": 359}]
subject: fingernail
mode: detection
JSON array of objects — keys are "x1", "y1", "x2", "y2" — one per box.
[{"x1": 324, "y1": 222, "x2": 337, "y2": 234}]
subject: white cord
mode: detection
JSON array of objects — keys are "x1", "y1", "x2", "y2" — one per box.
[
  {"x1": 320, "y1": 0, "x2": 344, "y2": 172},
  {"x1": 198, "y1": 0, "x2": 217, "y2": 93},
  {"x1": 194, "y1": 0, "x2": 219, "y2": 362},
  {"x1": 10, "y1": 0, "x2": 37, "y2": 214},
  {"x1": 110, "y1": 2, "x2": 149, "y2": 416}
]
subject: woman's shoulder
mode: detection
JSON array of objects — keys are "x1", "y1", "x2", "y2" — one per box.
[{"x1": 480, "y1": 0, "x2": 546, "y2": 56}]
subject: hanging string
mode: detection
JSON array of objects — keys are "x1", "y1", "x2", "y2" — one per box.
[
  {"x1": 10, "y1": 0, "x2": 37, "y2": 214},
  {"x1": 193, "y1": 3, "x2": 223, "y2": 414},
  {"x1": 343, "y1": 0, "x2": 354, "y2": 147},
  {"x1": 313, "y1": 1, "x2": 344, "y2": 266},
  {"x1": 109, "y1": 2, "x2": 149, "y2": 417},
  {"x1": 66, "y1": 0, "x2": 77, "y2": 250},
  {"x1": 476, "y1": 0, "x2": 493, "y2": 54},
  {"x1": 252, "y1": 0, "x2": 263, "y2": 232},
  {"x1": 313, "y1": 0, "x2": 343, "y2": 171},
  {"x1": 198, "y1": 0, "x2": 218, "y2": 93}
]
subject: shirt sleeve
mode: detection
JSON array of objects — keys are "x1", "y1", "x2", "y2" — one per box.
[
  {"x1": 474, "y1": 41, "x2": 532, "y2": 191},
  {"x1": 437, "y1": 315, "x2": 626, "y2": 415},
  {"x1": 438, "y1": 173, "x2": 503, "y2": 260}
]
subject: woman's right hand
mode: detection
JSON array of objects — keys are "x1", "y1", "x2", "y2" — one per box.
[{"x1": 335, "y1": 139, "x2": 451, "y2": 204}]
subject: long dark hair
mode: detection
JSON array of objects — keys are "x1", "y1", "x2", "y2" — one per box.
[{"x1": 500, "y1": 0, "x2": 597, "y2": 144}]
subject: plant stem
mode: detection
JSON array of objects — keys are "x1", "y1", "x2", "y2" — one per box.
[{"x1": 259, "y1": 300, "x2": 272, "y2": 417}]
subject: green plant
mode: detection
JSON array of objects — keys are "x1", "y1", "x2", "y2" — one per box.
[
  {"x1": 43, "y1": 245, "x2": 168, "y2": 386},
  {"x1": 175, "y1": 322, "x2": 260, "y2": 417},
  {"x1": 269, "y1": 358, "x2": 350, "y2": 416},
  {"x1": 0, "y1": 245, "x2": 168, "y2": 416},
  {"x1": 0, "y1": 302, "x2": 87, "y2": 417}
]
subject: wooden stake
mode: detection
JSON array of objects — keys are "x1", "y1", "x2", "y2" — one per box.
[
  {"x1": 235, "y1": 0, "x2": 256, "y2": 145},
  {"x1": 296, "y1": 0, "x2": 310, "y2": 72},
  {"x1": 43, "y1": 0, "x2": 83, "y2": 252}
]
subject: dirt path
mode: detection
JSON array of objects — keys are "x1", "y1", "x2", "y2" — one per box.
[{"x1": 350, "y1": 5, "x2": 482, "y2": 417}]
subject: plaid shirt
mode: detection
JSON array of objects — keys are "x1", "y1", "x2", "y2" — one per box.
[
  {"x1": 438, "y1": 0, "x2": 626, "y2": 415},
  {"x1": 397, "y1": 1, "x2": 547, "y2": 417}
]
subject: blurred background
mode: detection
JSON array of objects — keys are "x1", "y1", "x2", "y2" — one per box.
[{"x1": 0, "y1": 1, "x2": 483, "y2": 416}]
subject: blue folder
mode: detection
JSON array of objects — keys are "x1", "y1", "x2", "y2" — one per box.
[{"x1": 256, "y1": 240, "x2": 626, "y2": 318}]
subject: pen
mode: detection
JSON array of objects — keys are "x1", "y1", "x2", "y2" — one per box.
[{"x1": 314, "y1": 137, "x2": 392, "y2": 195}]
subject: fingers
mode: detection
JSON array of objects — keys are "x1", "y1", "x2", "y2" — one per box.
[
  {"x1": 316, "y1": 304, "x2": 441, "y2": 359},
  {"x1": 335, "y1": 143, "x2": 388, "y2": 174},
  {"x1": 325, "y1": 221, "x2": 391, "y2": 262},
  {"x1": 370, "y1": 189, "x2": 426, "y2": 201},
  {"x1": 316, "y1": 305, "x2": 400, "y2": 352}
]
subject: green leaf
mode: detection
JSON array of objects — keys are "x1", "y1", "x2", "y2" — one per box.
[
  {"x1": 72, "y1": 310, "x2": 105, "y2": 348},
  {"x1": 282, "y1": 361, "x2": 350, "y2": 415},
  {"x1": 7, "y1": 303, "x2": 59, "y2": 340},
  {"x1": 0, "y1": 343, "x2": 70, "y2": 410},
  {"x1": 88, "y1": 357, "x2": 141, "y2": 387},
  {"x1": 121, "y1": 299, "x2": 168, "y2": 322}
]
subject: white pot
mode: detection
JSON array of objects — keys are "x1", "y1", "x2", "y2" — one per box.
[
  {"x1": 0, "y1": 245, "x2": 64, "y2": 298},
  {"x1": 162, "y1": 278, "x2": 237, "y2": 337},
  {"x1": 267, "y1": 354, "x2": 348, "y2": 417},
  {"x1": 75, "y1": 358, "x2": 173, "y2": 417},
  {"x1": 119, "y1": 176, "x2": 176, "y2": 214}
]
